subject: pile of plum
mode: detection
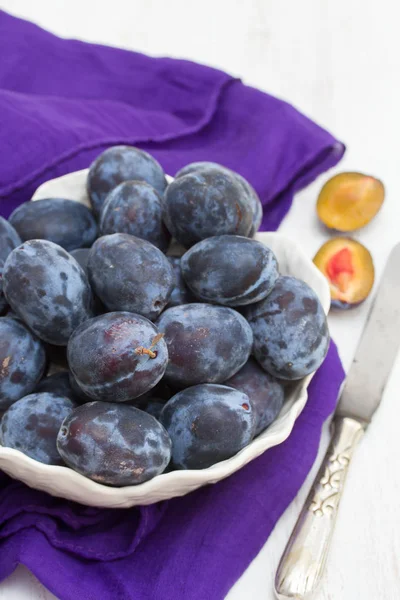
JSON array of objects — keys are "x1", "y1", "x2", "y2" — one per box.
[{"x1": 0, "y1": 146, "x2": 330, "y2": 487}]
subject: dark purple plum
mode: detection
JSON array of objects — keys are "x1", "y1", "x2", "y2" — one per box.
[
  {"x1": 9, "y1": 199, "x2": 97, "y2": 251},
  {"x1": 87, "y1": 146, "x2": 167, "y2": 217},
  {"x1": 224, "y1": 357, "x2": 284, "y2": 435},
  {"x1": 57, "y1": 401, "x2": 171, "y2": 486},
  {"x1": 3, "y1": 240, "x2": 94, "y2": 345},
  {"x1": 100, "y1": 181, "x2": 171, "y2": 252},
  {"x1": 0, "y1": 317, "x2": 46, "y2": 410},
  {"x1": 181, "y1": 235, "x2": 278, "y2": 306},
  {"x1": 0, "y1": 392, "x2": 77, "y2": 464},
  {"x1": 166, "y1": 256, "x2": 195, "y2": 308},
  {"x1": 164, "y1": 168, "x2": 253, "y2": 248},
  {"x1": 175, "y1": 162, "x2": 263, "y2": 237},
  {"x1": 156, "y1": 303, "x2": 253, "y2": 387},
  {"x1": 35, "y1": 372, "x2": 80, "y2": 403},
  {"x1": 68, "y1": 312, "x2": 168, "y2": 402},
  {"x1": 245, "y1": 276, "x2": 330, "y2": 380},
  {"x1": 88, "y1": 233, "x2": 174, "y2": 320},
  {"x1": 160, "y1": 384, "x2": 255, "y2": 469},
  {"x1": 0, "y1": 217, "x2": 21, "y2": 313}
]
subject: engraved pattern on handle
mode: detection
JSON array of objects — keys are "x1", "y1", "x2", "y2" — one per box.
[
  {"x1": 309, "y1": 446, "x2": 351, "y2": 517},
  {"x1": 274, "y1": 417, "x2": 364, "y2": 600}
]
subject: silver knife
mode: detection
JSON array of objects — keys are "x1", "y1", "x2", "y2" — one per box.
[{"x1": 275, "y1": 242, "x2": 400, "y2": 599}]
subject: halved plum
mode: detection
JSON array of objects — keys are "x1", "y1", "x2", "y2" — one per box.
[
  {"x1": 317, "y1": 172, "x2": 384, "y2": 231},
  {"x1": 313, "y1": 238, "x2": 374, "y2": 309}
]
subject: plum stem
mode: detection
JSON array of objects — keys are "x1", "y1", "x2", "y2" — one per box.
[
  {"x1": 134, "y1": 346, "x2": 157, "y2": 359},
  {"x1": 134, "y1": 333, "x2": 164, "y2": 359}
]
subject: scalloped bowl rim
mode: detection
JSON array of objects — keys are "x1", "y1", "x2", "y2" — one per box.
[{"x1": 0, "y1": 169, "x2": 330, "y2": 508}]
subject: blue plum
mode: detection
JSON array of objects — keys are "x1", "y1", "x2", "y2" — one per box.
[
  {"x1": 0, "y1": 392, "x2": 77, "y2": 465},
  {"x1": 57, "y1": 401, "x2": 171, "y2": 486},
  {"x1": 181, "y1": 235, "x2": 279, "y2": 306},
  {"x1": 0, "y1": 217, "x2": 21, "y2": 313},
  {"x1": 88, "y1": 233, "x2": 174, "y2": 320},
  {"x1": 156, "y1": 303, "x2": 253, "y2": 387},
  {"x1": 164, "y1": 168, "x2": 253, "y2": 248},
  {"x1": 175, "y1": 162, "x2": 263, "y2": 237},
  {"x1": 160, "y1": 384, "x2": 255, "y2": 469},
  {"x1": 166, "y1": 256, "x2": 195, "y2": 308},
  {"x1": 3, "y1": 240, "x2": 94, "y2": 345},
  {"x1": 100, "y1": 181, "x2": 171, "y2": 251},
  {"x1": 87, "y1": 146, "x2": 167, "y2": 217},
  {"x1": 224, "y1": 357, "x2": 285, "y2": 435},
  {"x1": 245, "y1": 276, "x2": 330, "y2": 380},
  {"x1": 35, "y1": 372, "x2": 80, "y2": 403},
  {"x1": 68, "y1": 312, "x2": 168, "y2": 402},
  {"x1": 9, "y1": 199, "x2": 97, "y2": 251},
  {"x1": 0, "y1": 317, "x2": 47, "y2": 410}
]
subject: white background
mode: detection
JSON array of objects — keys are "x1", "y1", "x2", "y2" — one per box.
[{"x1": 0, "y1": 1, "x2": 400, "y2": 599}]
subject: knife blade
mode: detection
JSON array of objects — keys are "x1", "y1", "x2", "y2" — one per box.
[
  {"x1": 338, "y1": 242, "x2": 400, "y2": 424},
  {"x1": 275, "y1": 243, "x2": 400, "y2": 600}
]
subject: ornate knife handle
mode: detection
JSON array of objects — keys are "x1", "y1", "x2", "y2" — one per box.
[{"x1": 275, "y1": 417, "x2": 364, "y2": 599}]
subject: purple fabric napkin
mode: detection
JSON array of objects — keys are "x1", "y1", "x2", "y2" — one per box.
[{"x1": 0, "y1": 11, "x2": 345, "y2": 600}]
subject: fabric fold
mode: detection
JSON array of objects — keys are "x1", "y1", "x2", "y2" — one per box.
[{"x1": 0, "y1": 10, "x2": 344, "y2": 220}]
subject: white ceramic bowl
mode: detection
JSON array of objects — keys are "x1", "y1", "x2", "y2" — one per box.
[{"x1": 0, "y1": 170, "x2": 330, "y2": 508}]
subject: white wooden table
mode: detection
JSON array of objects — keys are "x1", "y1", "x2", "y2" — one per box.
[{"x1": 1, "y1": 1, "x2": 400, "y2": 598}]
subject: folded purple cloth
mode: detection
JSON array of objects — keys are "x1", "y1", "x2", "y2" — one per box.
[{"x1": 0, "y1": 11, "x2": 345, "y2": 600}]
